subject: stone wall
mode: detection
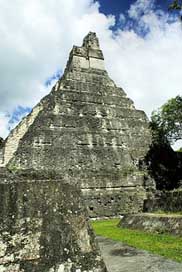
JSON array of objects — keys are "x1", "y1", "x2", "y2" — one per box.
[
  {"x1": 118, "y1": 213, "x2": 182, "y2": 235},
  {"x1": 0, "y1": 171, "x2": 106, "y2": 272},
  {"x1": 83, "y1": 186, "x2": 146, "y2": 218},
  {"x1": 144, "y1": 189, "x2": 182, "y2": 213}
]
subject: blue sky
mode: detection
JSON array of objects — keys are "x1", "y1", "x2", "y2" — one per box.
[
  {"x1": 98, "y1": 0, "x2": 173, "y2": 15},
  {"x1": 109, "y1": 1, "x2": 170, "y2": 10},
  {"x1": 97, "y1": 0, "x2": 177, "y2": 33},
  {"x1": 98, "y1": 0, "x2": 135, "y2": 17},
  {"x1": 0, "y1": 0, "x2": 182, "y2": 149},
  {"x1": 98, "y1": 0, "x2": 173, "y2": 20}
]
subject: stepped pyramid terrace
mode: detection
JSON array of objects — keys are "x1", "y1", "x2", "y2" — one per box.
[
  {"x1": 0, "y1": 32, "x2": 153, "y2": 217},
  {"x1": 0, "y1": 32, "x2": 154, "y2": 271}
]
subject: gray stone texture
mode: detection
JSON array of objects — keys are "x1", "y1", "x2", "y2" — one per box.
[
  {"x1": 0, "y1": 32, "x2": 153, "y2": 217},
  {"x1": 0, "y1": 170, "x2": 107, "y2": 272},
  {"x1": 118, "y1": 213, "x2": 182, "y2": 235}
]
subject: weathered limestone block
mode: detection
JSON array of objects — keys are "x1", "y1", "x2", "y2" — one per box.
[
  {"x1": 0, "y1": 171, "x2": 106, "y2": 272},
  {"x1": 83, "y1": 187, "x2": 146, "y2": 217},
  {"x1": 69, "y1": 32, "x2": 105, "y2": 71},
  {"x1": 1, "y1": 32, "x2": 153, "y2": 216},
  {"x1": 118, "y1": 213, "x2": 182, "y2": 235}
]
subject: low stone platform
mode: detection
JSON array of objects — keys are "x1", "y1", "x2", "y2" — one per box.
[
  {"x1": 118, "y1": 213, "x2": 182, "y2": 235},
  {"x1": 97, "y1": 236, "x2": 182, "y2": 272}
]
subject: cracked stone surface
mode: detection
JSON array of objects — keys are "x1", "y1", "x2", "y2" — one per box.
[{"x1": 0, "y1": 172, "x2": 107, "y2": 272}]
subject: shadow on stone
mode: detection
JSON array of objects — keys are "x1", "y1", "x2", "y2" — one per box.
[{"x1": 110, "y1": 247, "x2": 139, "y2": 257}]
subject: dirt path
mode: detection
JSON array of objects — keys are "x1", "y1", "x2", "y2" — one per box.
[{"x1": 97, "y1": 236, "x2": 182, "y2": 272}]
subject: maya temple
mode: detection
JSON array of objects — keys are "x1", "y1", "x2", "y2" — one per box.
[{"x1": 0, "y1": 32, "x2": 154, "y2": 271}]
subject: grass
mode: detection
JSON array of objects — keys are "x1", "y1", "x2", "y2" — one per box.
[{"x1": 91, "y1": 218, "x2": 182, "y2": 263}]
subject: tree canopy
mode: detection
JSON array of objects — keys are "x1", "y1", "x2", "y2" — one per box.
[
  {"x1": 151, "y1": 95, "x2": 182, "y2": 145},
  {"x1": 146, "y1": 96, "x2": 182, "y2": 191},
  {"x1": 169, "y1": 0, "x2": 182, "y2": 10},
  {"x1": 169, "y1": 0, "x2": 182, "y2": 20}
]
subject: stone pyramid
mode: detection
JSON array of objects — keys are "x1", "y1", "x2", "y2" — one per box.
[{"x1": 1, "y1": 32, "x2": 152, "y2": 217}]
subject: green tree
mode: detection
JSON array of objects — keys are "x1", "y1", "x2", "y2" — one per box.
[
  {"x1": 151, "y1": 95, "x2": 182, "y2": 145},
  {"x1": 146, "y1": 96, "x2": 182, "y2": 190},
  {"x1": 169, "y1": 0, "x2": 182, "y2": 20},
  {"x1": 169, "y1": 0, "x2": 182, "y2": 10}
]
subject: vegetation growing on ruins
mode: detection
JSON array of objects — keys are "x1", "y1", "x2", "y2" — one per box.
[
  {"x1": 151, "y1": 95, "x2": 182, "y2": 145},
  {"x1": 145, "y1": 95, "x2": 182, "y2": 191},
  {"x1": 92, "y1": 219, "x2": 182, "y2": 262},
  {"x1": 145, "y1": 139, "x2": 181, "y2": 190}
]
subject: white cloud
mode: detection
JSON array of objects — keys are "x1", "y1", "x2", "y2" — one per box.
[
  {"x1": 0, "y1": 0, "x2": 182, "y2": 149},
  {"x1": 101, "y1": 0, "x2": 182, "y2": 119},
  {"x1": 119, "y1": 14, "x2": 126, "y2": 25},
  {"x1": 128, "y1": 0, "x2": 155, "y2": 19},
  {"x1": 0, "y1": 113, "x2": 9, "y2": 139},
  {"x1": 0, "y1": 0, "x2": 114, "y2": 138},
  {"x1": 0, "y1": 0, "x2": 106, "y2": 112}
]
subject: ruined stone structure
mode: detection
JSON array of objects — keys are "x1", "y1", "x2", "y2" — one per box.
[
  {"x1": 0, "y1": 32, "x2": 152, "y2": 217},
  {"x1": 119, "y1": 213, "x2": 182, "y2": 235}
]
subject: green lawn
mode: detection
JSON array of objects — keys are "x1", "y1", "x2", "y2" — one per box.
[{"x1": 91, "y1": 218, "x2": 182, "y2": 263}]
